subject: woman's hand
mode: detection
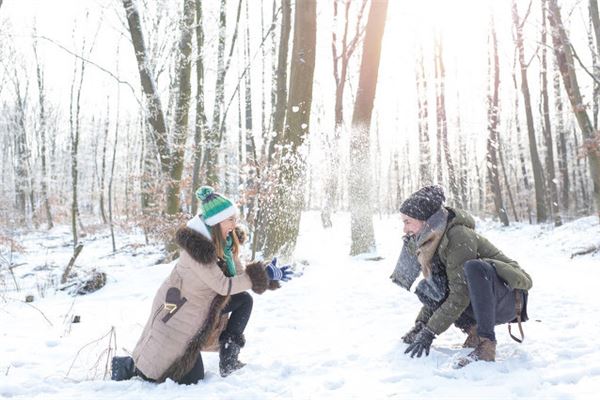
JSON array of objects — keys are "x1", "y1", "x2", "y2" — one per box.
[{"x1": 265, "y1": 257, "x2": 293, "y2": 282}]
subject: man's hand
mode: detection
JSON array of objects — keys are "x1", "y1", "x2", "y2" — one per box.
[
  {"x1": 404, "y1": 326, "x2": 435, "y2": 358},
  {"x1": 401, "y1": 321, "x2": 425, "y2": 344}
]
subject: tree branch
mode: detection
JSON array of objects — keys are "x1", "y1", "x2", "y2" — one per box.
[
  {"x1": 219, "y1": 6, "x2": 281, "y2": 139},
  {"x1": 35, "y1": 35, "x2": 143, "y2": 107},
  {"x1": 570, "y1": 43, "x2": 600, "y2": 86}
]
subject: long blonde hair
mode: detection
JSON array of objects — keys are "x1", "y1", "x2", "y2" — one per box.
[{"x1": 211, "y1": 223, "x2": 240, "y2": 259}]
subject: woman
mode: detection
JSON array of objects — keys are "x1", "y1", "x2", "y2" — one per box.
[
  {"x1": 111, "y1": 186, "x2": 292, "y2": 384},
  {"x1": 391, "y1": 185, "x2": 531, "y2": 367}
]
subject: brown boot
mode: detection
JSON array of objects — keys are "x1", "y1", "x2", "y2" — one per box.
[
  {"x1": 455, "y1": 337, "x2": 496, "y2": 369},
  {"x1": 462, "y1": 325, "x2": 480, "y2": 348}
]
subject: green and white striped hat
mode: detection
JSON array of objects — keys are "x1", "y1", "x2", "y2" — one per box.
[{"x1": 196, "y1": 186, "x2": 237, "y2": 226}]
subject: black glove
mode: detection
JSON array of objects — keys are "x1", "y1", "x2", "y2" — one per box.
[
  {"x1": 401, "y1": 321, "x2": 425, "y2": 344},
  {"x1": 402, "y1": 321, "x2": 425, "y2": 344},
  {"x1": 404, "y1": 326, "x2": 435, "y2": 358}
]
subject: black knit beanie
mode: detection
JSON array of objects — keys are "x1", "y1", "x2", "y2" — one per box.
[{"x1": 399, "y1": 185, "x2": 446, "y2": 221}]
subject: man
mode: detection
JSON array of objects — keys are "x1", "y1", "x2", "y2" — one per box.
[{"x1": 390, "y1": 185, "x2": 532, "y2": 367}]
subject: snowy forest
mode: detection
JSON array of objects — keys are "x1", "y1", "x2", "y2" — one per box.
[
  {"x1": 0, "y1": 0, "x2": 598, "y2": 256},
  {"x1": 1, "y1": 0, "x2": 600, "y2": 398}
]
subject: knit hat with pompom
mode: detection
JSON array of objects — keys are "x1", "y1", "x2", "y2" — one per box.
[{"x1": 195, "y1": 186, "x2": 237, "y2": 226}]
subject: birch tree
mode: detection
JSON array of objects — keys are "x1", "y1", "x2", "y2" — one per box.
[
  {"x1": 349, "y1": 0, "x2": 388, "y2": 255},
  {"x1": 487, "y1": 18, "x2": 509, "y2": 225},
  {"x1": 512, "y1": 0, "x2": 548, "y2": 223},
  {"x1": 263, "y1": 0, "x2": 317, "y2": 257},
  {"x1": 549, "y1": 0, "x2": 600, "y2": 219}
]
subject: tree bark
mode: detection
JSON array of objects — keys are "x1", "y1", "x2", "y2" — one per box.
[
  {"x1": 268, "y1": 0, "x2": 292, "y2": 158},
  {"x1": 263, "y1": 0, "x2": 317, "y2": 257},
  {"x1": 11, "y1": 69, "x2": 34, "y2": 225},
  {"x1": 487, "y1": 19, "x2": 509, "y2": 225},
  {"x1": 513, "y1": 0, "x2": 548, "y2": 223},
  {"x1": 553, "y1": 61, "x2": 570, "y2": 211},
  {"x1": 122, "y1": 0, "x2": 170, "y2": 177},
  {"x1": 416, "y1": 46, "x2": 432, "y2": 186},
  {"x1": 191, "y1": 0, "x2": 208, "y2": 215},
  {"x1": 434, "y1": 35, "x2": 461, "y2": 207},
  {"x1": 349, "y1": 0, "x2": 388, "y2": 255},
  {"x1": 33, "y1": 37, "x2": 53, "y2": 229},
  {"x1": 167, "y1": 0, "x2": 195, "y2": 214},
  {"x1": 541, "y1": 0, "x2": 562, "y2": 226},
  {"x1": 589, "y1": 0, "x2": 600, "y2": 129},
  {"x1": 549, "y1": 0, "x2": 600, "y2": 220},
  {"x1": 322, "y1": 0, "x2": 368, "y2": 228},
  {"x1": 99, "y1": 106, "x2": 110, "y2": 224},
  {"x1": 69, "y1": 35, "x2": 89, "y2": 246}
]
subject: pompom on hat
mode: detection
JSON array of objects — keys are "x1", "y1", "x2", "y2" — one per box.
[
  {"x1": 399, "y1": 185, "x2": 446, "y2": 221},
  {"x1": 195, "y1": 186, "x2": 237, "y2": 226}
]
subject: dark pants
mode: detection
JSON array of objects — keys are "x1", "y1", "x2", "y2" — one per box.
[
  {"x1": 417, "y1": 260, "x2": 522, "y2": 342},
  {"x1": 462, "y1": 259, "x2": 521, "y2": 341},
  {"x1": 221, "y1": 291, "x2": 253, "y2": 336},
  {"x1": 137, "y1": 292, "x2": 254, "y2": 385}
]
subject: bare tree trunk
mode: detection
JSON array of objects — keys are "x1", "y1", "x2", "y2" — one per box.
[
  {"x1": 416, "y1": 46, "x2": 432, "y2": 186},
  {"x1": 349, "y1": 0, "x2": 388, "y2": 255},
  {"x1": 167, "y1": 0, "x2": 195, "y2": 215},
  {"x1": 69, "y1": 34, "x2": 90, "y2": 247},
  {"x1": 454, "y1": 92, "x2": 469, "y2": 208},
  {"x1": 11, "y1": 69, "x2": 34, "y2": 225},
  {"x1": 541, "y1": 0, "x2": 562, "y2": 226},
  {"x1": 487, "y1": 19, "x2": 509, "y2": 225},
  {"x1": 109, "y1": 98, "x2": 120, "y2": 253},
  {"x1": 513, "y1": 0, "x2": 548, "y2": 223},
  {"x1": 33, "y1": 37, "x2": 53, "y2": 229},
  {"x1": 549, "y1": 0, "x2": 600, "y2": 220},
  {"x1": 554, "y1": 61, "x2": 570, "y2": 211},
  {"x1": 434, "y1": 35, "x2": 461, "y2": 206},
  {"x1": 512, "y1": 61, "x2": 533, "y2": 222},
  {"x1": 205, "y1": 0, "x2": 229, "y2": 185},
  {"x1": 191, "y1": 0, "x2": 208, "y2": 215},
  {"x1": 122, "y1": 0, "x2": 170, "y2": 179},
  {"x1": 498, "y1": 136, "x2": 519, "y2": 222},
  {"x1": 589, "y1": 0, "x2": 600, "y2": 129},
  {"x1": 322, "y1": 0, "x2": 368, "y2": 227},
  {"x1": 242, "y1": 0, "x2": 259, "y2": 223},
  {"x1": 99, "y1": 105, "x2": 110, "y2": 224},
  {"x1": 268, "y1": 0, "x2": 291, "y2": 158},
  {"x1": 263, "y1": 0, "x2": 317, "y2": 257},
  {"x1": 244, "y1": 0, "x2": 255, "y2": 167},
  {"x1": 475, "y1": 160, "x2": 485, "y2": 212}
]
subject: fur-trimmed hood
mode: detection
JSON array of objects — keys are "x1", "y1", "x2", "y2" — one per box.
[{"x1": 175, "y1": 226, "x2": 217, "y2": 265}]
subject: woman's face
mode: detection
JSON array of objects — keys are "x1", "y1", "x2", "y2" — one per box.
[
  {"x1": 401, "y1": 213, "x2": 425, "y2": 236},
  {"x1": 219, "y1": 215, "x2": 237, "y2": 239}
]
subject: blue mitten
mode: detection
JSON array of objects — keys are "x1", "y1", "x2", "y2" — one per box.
[{"x1": 265, "y1": 257, "x2": 293, "y2": 282}]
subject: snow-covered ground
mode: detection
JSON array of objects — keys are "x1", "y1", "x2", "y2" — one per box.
[{"x1": 1, "y1": 212, "x2": 599, "y2": 399}]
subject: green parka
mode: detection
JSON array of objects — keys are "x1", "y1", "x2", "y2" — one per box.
[{"x1": 418, "y1": 207, "x2": 533, "y2": 335}]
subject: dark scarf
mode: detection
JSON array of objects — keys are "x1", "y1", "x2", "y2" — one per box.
[{"x1": 390, "y1": 207, "x2": 449, "y2": 302}]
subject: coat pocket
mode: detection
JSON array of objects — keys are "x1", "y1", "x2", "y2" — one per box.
[{"x1": 162, "y1": 287, "x2": 188, "y2": 323}]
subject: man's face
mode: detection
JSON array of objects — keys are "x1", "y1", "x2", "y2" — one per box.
[{"x1": 401, "y1": 213, "x2": 425, "y2": 236}]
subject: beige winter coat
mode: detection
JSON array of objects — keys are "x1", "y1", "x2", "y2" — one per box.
[{"x1": 131, "y1": 226, "x2": 274, "y2": 382}]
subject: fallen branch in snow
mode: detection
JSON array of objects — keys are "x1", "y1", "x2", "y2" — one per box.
[
  {"x1": 102, "y1": 327, "x2": 118, "y2": 380},
  {"x1": 61, "y1": 244, "x2": 84, "y2": 284},
  {"x1": 4, "y1": 297, "x2": 54, "y2": 327},
  {"x1": 66, "y1": 326, "x2": 116, "y2": 379},
  {"x1": 570, "y1": 244, "x2": 600, "y2": 258}
]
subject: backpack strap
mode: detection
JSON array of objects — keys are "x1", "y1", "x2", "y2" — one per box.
[{"x1": 508, "y1": 290, "x2": 525, "y2": 343}]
